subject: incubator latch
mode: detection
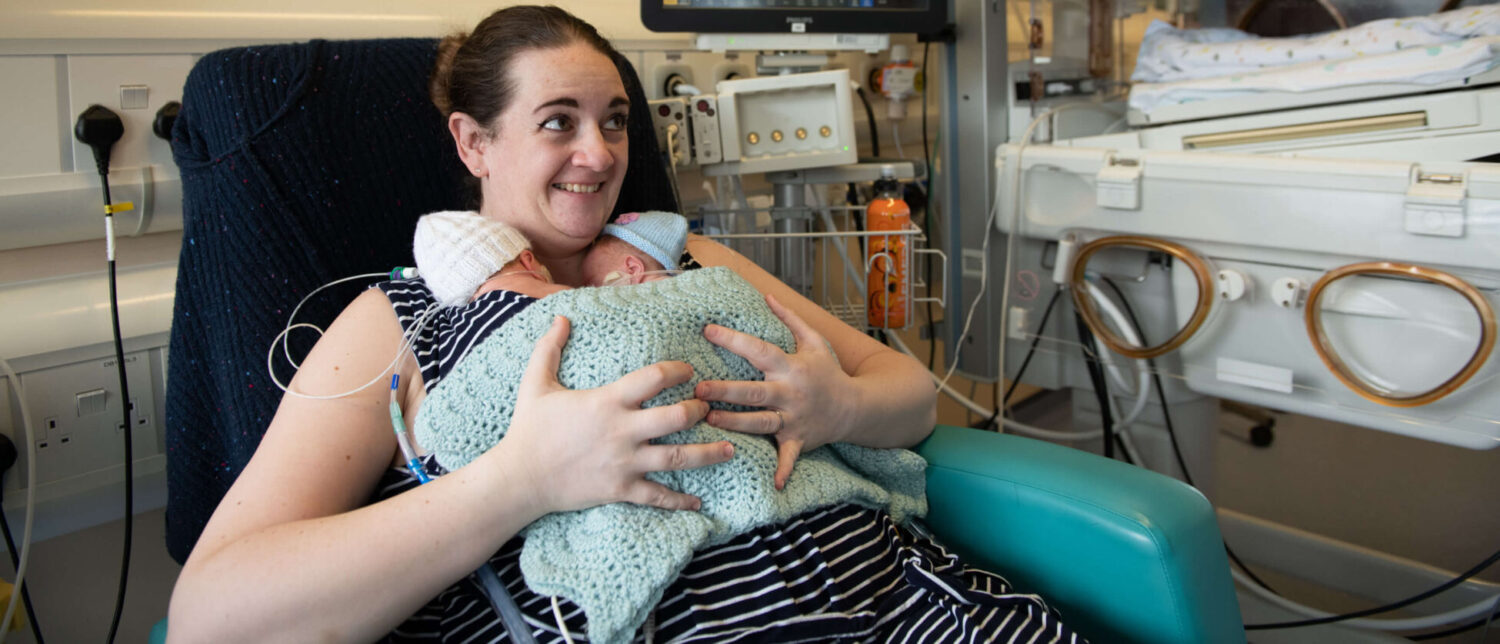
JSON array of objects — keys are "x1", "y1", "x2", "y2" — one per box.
[
  {"x1": 1404, "y1": 172, "x2": 1466, "y2": 238},
  {"x1": 1096, "y1": 157, "x2": 1142, "y2": 210}
]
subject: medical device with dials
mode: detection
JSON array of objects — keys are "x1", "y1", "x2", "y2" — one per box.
[{"x1": 649, "y1": 69, "x2": 858, "y2": 176}]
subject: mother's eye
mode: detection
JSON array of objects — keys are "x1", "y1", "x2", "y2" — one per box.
[
  {"x1": 603, "y1": 113, "x2": 629, "y2": 131},
  {"x1": 540, "y1": 115, "x2": 572, "y2": 132}
]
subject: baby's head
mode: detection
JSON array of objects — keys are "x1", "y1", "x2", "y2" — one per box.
[
  {"x1": 582, "y1": 211, "x2": 688, "y2": 286},
  {"x1": 413, "y1": 211, "x2": 544, "y2": 306}
]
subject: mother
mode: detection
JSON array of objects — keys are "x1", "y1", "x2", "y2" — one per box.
[{"x1": 169, "y1": 6, "x2": 1075, "y2": 642}]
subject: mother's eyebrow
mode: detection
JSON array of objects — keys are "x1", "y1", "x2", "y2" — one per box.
[{"x1": 532, "y1": 96, "x2": 631, "y2": 112}]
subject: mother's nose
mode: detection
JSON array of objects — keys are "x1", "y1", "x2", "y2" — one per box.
[{"x1": 570, "y1": 126, "x2": 618, "y2": 172}]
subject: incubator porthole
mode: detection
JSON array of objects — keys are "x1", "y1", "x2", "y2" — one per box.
[
  {"x1": 1306, "y1": 262, "x2": 1496, "y2": 407},
  {"x1": 1069, "y1": 235, "x2": 1215, "y2": 360}
]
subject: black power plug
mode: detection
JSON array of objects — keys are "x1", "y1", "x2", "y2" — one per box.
[
  {"x1": 74, "y1": 104, "x2": 125, "y2": 176},
  {"x1": 152, "y1": 101, "x2": 181, "y2": 141},
  {"x1": 0, "y1": 433, "x2": 15, "y2": 476}
]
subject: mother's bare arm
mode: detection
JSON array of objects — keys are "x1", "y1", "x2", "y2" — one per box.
[{"x1": 167, "y1": 290, "x2": 552, "y2": 642}]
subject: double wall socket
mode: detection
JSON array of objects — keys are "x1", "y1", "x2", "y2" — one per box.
[{"x1": 2, "y1": 348, "x2": 164, "y2": 498}]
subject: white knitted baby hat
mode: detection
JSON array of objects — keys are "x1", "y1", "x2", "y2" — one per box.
[{"x1": 413, "y1": 211, "x2": 531, "y2": 307}]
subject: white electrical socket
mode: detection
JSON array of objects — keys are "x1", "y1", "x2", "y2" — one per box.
[
  {"x1": 687, "y1": 94, "x2": 722, "y2": 165},
  {"x1": 647, "y1": 97, "x2": 693, "y2": 169},
  {"x1": 1009, "y1": 306, "x2": 1031, "y2": 340},
  {"x1": 66, "y1": 54, "x2": 195, "y2": 172},
  {"x1": 4, "y1": 350, "x2": 161, "y2": 495}
]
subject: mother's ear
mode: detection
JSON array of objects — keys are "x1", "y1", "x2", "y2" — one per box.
[{"x1": 448, "y1": 112, "x2": 490, "y2": 178}]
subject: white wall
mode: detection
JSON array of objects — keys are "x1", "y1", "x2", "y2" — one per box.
[{"x1": 0, "y1": 1, "x2": 666, "y2": 42}]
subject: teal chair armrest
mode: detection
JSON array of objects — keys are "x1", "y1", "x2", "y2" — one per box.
[{"x1": 915, "y1": 425, "x2": 1244, "y2": 644}]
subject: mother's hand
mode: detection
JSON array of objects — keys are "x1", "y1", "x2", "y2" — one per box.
[
  {"x1": 696, "y1": 295, "x2": 856, "y2": 490},
  {"x1": 503, "y1": 316, "x2": 735, "y2": 515}
]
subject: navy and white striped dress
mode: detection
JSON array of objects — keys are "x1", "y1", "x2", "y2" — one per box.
[{"x1": 372, "y1": 275, "x2": 1084, "y2": 644}]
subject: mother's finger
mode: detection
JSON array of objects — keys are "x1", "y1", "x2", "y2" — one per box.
[
  {"x1": 704, "y1": 408, "x2": 783, "y2": 435},
  {"x1": 695, "y1": 379, "x2": 775, "y2": 409},
  {"x1": 639, "y1": 441, "x2": 736, "y2": 473},
  {"x1": 773, "y1": 437, "x2": 804, "y2": 490},
  {"x1": 610, "y1": 361, "x2": 696, "y2": 407},
  {"x1": 764, "y1": 294, "x2": 828, "y2": 354},
  {"x1": 518, "y1": 316, "x2": 570, "y2": 397},
  {"x1": 704, "y1": 324, "x2": 789, "y2": 373},
  {"x1": 623, "y1": 480, "x2": 703, "y2": 512},
  {"x1": 630, "y1": 399, "x2": 711, "y2": 441}
]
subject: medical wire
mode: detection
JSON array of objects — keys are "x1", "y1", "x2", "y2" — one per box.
[
  {"x1": 892, "y1": 123, "x2": 906, "y2": 161},
  {"x1": 1236, "y1": 568, "x2": 1500, "y2": 632},
  {"x1": 268, "y1": 288, "x2": 442, "y2": 401},
  {"x1": 278, "y1": 271, "x2": 394, "y2": 371},
  {"x1": 385, "y1": 381, "x2": 539, "y2": 643},
  {"x1": 990, "y1": 103, "x2": 1103, "y2": 416},
  {"x1": 854, "y1": 85, "x2": 881, "y2": 157},
  {"x1": 889, "y1": 332, "x2": 1105, "y2": 442},
  {"x1": 0, "y1": 485, "x2": 43, "y2": 643},
  {"x1": 551, "y1": 596, "x2": 577, "y2": 644},
  {"x1": 1082, "y1": 281, "x2": 1150, "y2": 429},
  {"x1": 1409, "y1": 600, "x2": 1498, "y2": 640},
  {"x1": 0, "y1": 358, "x2": 36, "y2": 644},
  {"x1": 1073, "y1": 312, "x2": 1118, "y2": 460}
]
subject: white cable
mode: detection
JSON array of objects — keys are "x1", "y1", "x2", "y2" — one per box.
[
  {"x1": 808, "y1": 188, "x2": 867, "y2": 293},
  {"x1": 992, "y1": 103, "x2": 1109, "y2": 418},
  {"x1": 665, "y1": 123, "x2": 682, "y2": 167},
  {"x1": 1083, "y1": 281, "x2": 1150, "y2": 429},
  {"x1": 892, "y1": 122, "x2": 906, "y2": 160},
  {"x1": 268, "y1": 301, "x2": 440, "y2": 400},
  {"x1": 280, "y1": 271, "x2": 391, "y2": 370},
  {"x1": 0, "y1": 358, "x2": 38, "y2": 644},
  {"x1": 551, "y1": 596, "x2": 577, "y2": 644},
  {"x1": 887, "y1": 333, "x2": 1103, "y2": 442},
  {"x1": 1233, "y1": 569, "x2": 1500, "y2": 631}
]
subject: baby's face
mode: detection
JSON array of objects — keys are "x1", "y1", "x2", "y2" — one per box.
[{"x1": 582, "y1": 238, "x2": 667, "y2": 286}]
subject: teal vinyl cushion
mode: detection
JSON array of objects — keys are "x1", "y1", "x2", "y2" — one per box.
[{"x1": 915, "y1": 425, "x2": 1245, "y2": 644}]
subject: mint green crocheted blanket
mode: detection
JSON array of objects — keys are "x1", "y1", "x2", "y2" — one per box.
[{"x1": 412, "y1": 266, "x2": 927, "y2": 644}]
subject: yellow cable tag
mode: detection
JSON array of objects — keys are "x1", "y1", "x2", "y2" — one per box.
[{"x1": 104, "y1": 201, "x2": 135, "y2": 215}]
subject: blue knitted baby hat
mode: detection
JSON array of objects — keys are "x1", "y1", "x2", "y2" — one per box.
[{"x1": 601, "y1": 211, "x2": 687, "y2": 270}]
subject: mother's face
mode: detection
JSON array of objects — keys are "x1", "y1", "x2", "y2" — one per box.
[{"x1": 458, "y1": 42, "x2": 629, "y2": 258}]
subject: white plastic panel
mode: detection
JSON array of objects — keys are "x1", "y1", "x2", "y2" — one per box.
[
  {"x1": 0, "y1": 56, "x2": 64, "y2": 178},
  {"x1": 997, "y1": 144, "x2": 1500, "y2": 449},
  {"x1": 997, "y1": 145, "x2": 1500, "y2": 271},
  {"x1": 1171, "y1": 258, "x2": 1499, "y2": 449},
  {"x1": 715, "y1": 69, "x2": 857, "y2": 175},
  {"x1": 0, "y1": 262, "x2": 176, "y2": 362}
]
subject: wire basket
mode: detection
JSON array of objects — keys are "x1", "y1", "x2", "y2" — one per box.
[{"x1": 696, "y1": 203, "x2": 946, "y2": 331}]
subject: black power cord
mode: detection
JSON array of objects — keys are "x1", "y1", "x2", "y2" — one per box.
[
  {"x1": 74, "y1": 104, "x2": 133, "y2": 644},
  {"x1": 1096, "y1": 276, "x2": 1281, "y2": 595},
  {"x1": 854, "y1": 85, "x2": 881, "y2": 157},
  {"x1": 1071, "y1": 312, "x2": 1116, "y2": 460},
  {"x1": 979, "y1": 287, "x2": 1063, "y2": 430},
  {"x1": 920, "y1": 40, "x2": 936, "y2": 372},
  {"x1": 0, "y1": 435, "x2": 44, "y2": 643},
  {"x1": 1096, "y1": 276, "x2": 1500, "y2": 632}
]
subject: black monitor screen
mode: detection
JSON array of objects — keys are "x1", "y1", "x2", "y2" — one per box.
[{"x1": 641, "y1": 0, "x2": 947, "y2": 35}]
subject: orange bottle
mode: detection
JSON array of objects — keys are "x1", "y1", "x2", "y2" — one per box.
[{"x1": 866, "y1": 165, "x2": 910, "y2": 328}]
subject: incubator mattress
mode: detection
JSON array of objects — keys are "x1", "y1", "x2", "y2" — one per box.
[{"x1": 1129, "y1": 7, "x2": 1500, "y2": 122}]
